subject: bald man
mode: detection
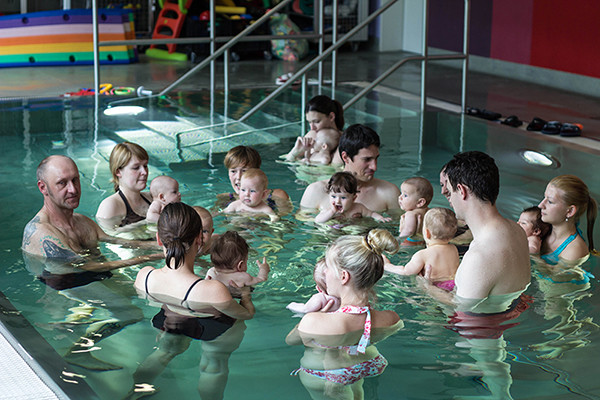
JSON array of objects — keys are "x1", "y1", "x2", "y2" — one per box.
[{"x1": 22, "y1": 155, "x2": 160, "y2": 270}]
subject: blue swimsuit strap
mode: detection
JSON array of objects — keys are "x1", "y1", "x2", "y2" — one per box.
[{"x1": 543, "y1": 224, "x2": 584, "y2": 260}]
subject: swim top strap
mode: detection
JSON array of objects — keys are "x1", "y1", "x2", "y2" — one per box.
[
  {"x1": 181, "y1": 278, "x2": 203, "y2": 304},
  {"x1": 144, "y1": 269, "x2": 154, "y2": 295},
  {"x1": 335, "y1": 305, "x2": 371, "y2": 354}
]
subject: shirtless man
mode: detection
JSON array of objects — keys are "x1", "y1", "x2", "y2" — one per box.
[
  {"x1": 22, "y1": 155, "x2": 160, "y2": 270},
  {"x1": 300, "y1": 124, "x2": 401, "y2": 213},
  {"x1": 22, "y1": 155, "x2": 161, "y2": 370},
  {"x1": 443, "y1": 151, "x2": 530, "y2": 303}
]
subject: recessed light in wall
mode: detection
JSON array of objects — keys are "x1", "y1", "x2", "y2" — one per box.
[
  {"x1": 519, "y1": 149, "x2": 560, "y2": 168},
  {"x1": 103, "y1": 106, "x2": 146, "y2": 116}
]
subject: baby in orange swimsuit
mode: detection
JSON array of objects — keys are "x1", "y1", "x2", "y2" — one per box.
[{"x1": 385, "y1": 207, "x2": 459, "y2": 291}]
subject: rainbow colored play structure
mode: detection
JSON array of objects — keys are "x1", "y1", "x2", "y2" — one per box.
[{"x1": 0, "y1": 9, "x2": 137, "y2": 68}]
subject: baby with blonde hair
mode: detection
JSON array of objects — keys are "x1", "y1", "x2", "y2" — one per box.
[
  {"x1": 146, "y1": 176, "x2": 181, "y2": 223},
  {"x1": 286, "y1": 258, "x2": 341, "y2": 314},
  {"x1": 223, "y1": 169, "x2": 277, "y2": 219},
  {"x1": 385, "y1": 207, "x2": 459, "y2": 291}
]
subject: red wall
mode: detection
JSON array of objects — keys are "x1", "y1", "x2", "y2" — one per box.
[{"x1": 429, "y1": 0, "x2": 600, "y2": 79}]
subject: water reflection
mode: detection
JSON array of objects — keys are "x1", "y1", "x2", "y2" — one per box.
[
  {"x1": 127, "y1": 296, "x2": 246, "y2": 399},
  {"x1": 287, "y1": 322, "x2": 402, "y2": 400}
]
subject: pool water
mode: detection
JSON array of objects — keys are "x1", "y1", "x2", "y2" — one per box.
[{"x1": 1, "y1": 91, "x2": 599, "y2": 399}]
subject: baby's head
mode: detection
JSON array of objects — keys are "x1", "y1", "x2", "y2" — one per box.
[
  {"x1": 399, "y1": 177, "x2": 433, "y2": 212},
  {"x1": 193, "y1": 206, "x2": 214, "y2": 254},
  {"x1": 239, "y1": 169, "x2": 269, "y2": 207},
  {"x1": 326, "y1": 172, "x2": 358, "y2": 213},
  {"x1": 150, "y1": 176, "x2": 181, "y2": 205},
  {"x1": 313, "y1": 258, "x2": 328, "y2": 294},
  {"x1": 518, "y1": 206, "x2": 550, "y2": 238},
  {"x1": 311, "y1": 130, "x2": 340, "y2": 156},
  {"x1": 210, "y1": 231, "x2": 249, "y2": 272},
  {"x1": 423, "y1": 207, "x2": 457, "y2": 243}
]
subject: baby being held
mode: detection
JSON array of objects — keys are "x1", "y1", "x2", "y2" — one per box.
[
  {"x1": 206, "y1": 231, "x2": 270, "y2": 292},
  {"x1": 286, "y1": 258, "x2": 341, "y2": 314},
  {"x1": 146, "y1": 176, "x2": 181, "y2": 223},
  {"x1": 385, "y1": 207, "x2": 459, "y2": 291},
  {"x1": 223, "y1": 169, "x2": 278, "y2": 220},
  {"x1": 398, "y1": 177, "x2": 434, "y2": 245},
  {"x1": 192, "y1": 206, "x2": 217, "y2": 256},
  {"x1": 315, "y1": 172, "x2": 391, "y2": 223},
  {"x1": 517, "y1": 206, "x2": 550, "y2": 254}
]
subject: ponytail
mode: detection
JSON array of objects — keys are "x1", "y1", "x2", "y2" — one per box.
[{"x1": 157, "y1": 202, "x2": 202, "y2": 269}]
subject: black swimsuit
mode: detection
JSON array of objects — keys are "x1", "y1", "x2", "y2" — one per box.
[
  {"x1": 144, "y1": 270, "x2": 235, "y2": 341},
  {"x1": 118, "y1": 189, "x2": 151, "y2": 227}
]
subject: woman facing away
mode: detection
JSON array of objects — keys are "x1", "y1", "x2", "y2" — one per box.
[
  {"x1": 538, "y1": 175, "x2": 597, "y2": 265},
  {"x1": 96, "y1": 142, "x2": 153, "y2": 236},
  {"x1": 286, "y1": 229, "x2": 403, "y2": 399},
  {"x1": 284, "y1": 95, "x2": 345, "y2": 165},
  {"x1": 131, "y1": 202, "x2": 253, "y2": 399},
  {"x1": 134, "y1": 202, "x2": 255, "y2": 320}
]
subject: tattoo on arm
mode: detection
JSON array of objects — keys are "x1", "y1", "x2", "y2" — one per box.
[
  {"x1": 22, "y1": 216, "x2": 40, "y2": 248},
  {"x1": 41, "y1": 239, "x2": 79, "y2": 260}
]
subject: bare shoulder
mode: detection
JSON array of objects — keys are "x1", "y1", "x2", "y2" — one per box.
[
  {"x1": 96, "y1": 192, "x2": 124, "y2": 219},
  {"x1": 561, "y1": 235, "x2": 589, "y2": 260},
  {"x1": 372, "y1": 309, "x2": 401, "y2": 327},
  {"x1": 300, "y1": 179, "x2": 328, "y2": 209},
  {"x1": 193, "y1": 278, "x2": 232, "y2": 303},
  {"x1": 374, "y1": 178, "x2": 400, "y2": 194},
  {"x1": 297, "y1": 311, "x2": 330, "y2": 334},
  {"x1": 270, "y1": 188, "x2": 290, "y2": 200},
  {"x1": 134, "y1": 266, "x2": 155, "y2": 291}
]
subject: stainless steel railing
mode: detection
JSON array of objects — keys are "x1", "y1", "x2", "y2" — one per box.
[{"x1": 94, "y1": 0, "x2": 470, "y2": 121}]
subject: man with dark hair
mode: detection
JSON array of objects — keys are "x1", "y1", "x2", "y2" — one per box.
[
  {"x1": 442, "y1": 151, "x2": 530, "y2": 307},
  {"x1": 300, "y1": 124, "x2": 400, "y2": 213}
]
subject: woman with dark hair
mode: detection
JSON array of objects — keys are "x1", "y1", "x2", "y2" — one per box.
[
  {"x1": 134, "y1": 202, "x2": 255, "y2": 320},
  {"x1": 132, "y1": 202, "x2": 253, "y2": 398},
  {"x1": 284, "y1": 95, "x2": 345, "y2": 165},
  {"x1": 97, "y1": 142, "x2": 152, "y2": 233}
]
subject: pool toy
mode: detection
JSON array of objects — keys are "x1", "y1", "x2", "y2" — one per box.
[
  {"x1": 146, "y1": 0, "x2": 193, "y2": 61},
  {"x1": 0, "y1": 9, "x2": 137, "y2": 68}
]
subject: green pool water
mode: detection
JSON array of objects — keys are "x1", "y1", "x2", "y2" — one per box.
[{"x1": 1, "y1": 91, "x2": 599, "y2": 399}]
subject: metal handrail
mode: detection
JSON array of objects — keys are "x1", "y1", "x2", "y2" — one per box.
[
  {"x1": 158, "y1": 0, "x2": 293, "y2": 96},
  {"x1": 238, "y1": 0, "x2": 400, "y2": 123}
]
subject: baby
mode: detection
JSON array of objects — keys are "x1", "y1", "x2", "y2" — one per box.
[
  {"x1": 286, "y1": 258, "x2": 341, "y2": 314},
  {"x1": 398, "y1": 177, "x2": 434, "y2": 245},
  {"x1": 206, "y1": 231, "x2": 270, "y2": 290},
  {"x1": 223, "y1": 168, "x2": 278, "y2": 220},
  {"x1": 146, "y1": 176, "x2": 181, "y2": 223},
  {"x1": 192, "y1": 206, "x2": 217, "y2": 256},
  {"x1": 385, "y1": 207, "x2": 459, "y2": 291},
  {"x1": 517, "y1": 206, "x2": 551, "y2": 254},
  {"x1": 315, "y1": 172, "x2": 391, "y2": 223},
  {"x1": 285, "y1": 129, "x2": 340, "y2": 165}
]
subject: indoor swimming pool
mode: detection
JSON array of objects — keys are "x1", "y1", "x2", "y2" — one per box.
[{"x1": 1, "y1": 90, "x2": 599, "y2": 399}]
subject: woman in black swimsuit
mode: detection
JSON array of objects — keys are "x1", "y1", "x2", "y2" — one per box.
[
  {"x1": 134, "y1": 202, "x2": 255, "y2": 319},
  {"x1": 96, "y1": 142, "x2": 152, "y2": 234},
  {"x1": 132, "y1": 202, "x2": 254, "y2": 397}
]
